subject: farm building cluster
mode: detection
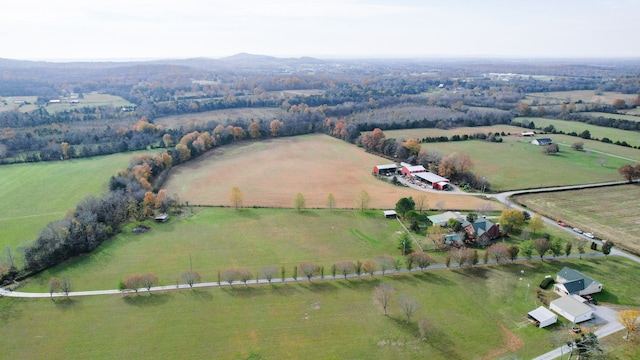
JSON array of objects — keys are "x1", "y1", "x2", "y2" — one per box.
[
  {"x1": 426, "y1": 211, "x2": 500, "y2": 246},
  {"x1": 528, "y1": 267, "x2": 602, "y2": 328},
  {"x1": 373, "y1": 162, "x2": 451, "y2": 190}
]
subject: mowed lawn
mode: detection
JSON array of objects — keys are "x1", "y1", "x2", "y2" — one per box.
[
  {"x1": 515, "y1": 185, "x2": 640, "y2": 254},
  {"x1": 3, "y1": 258, "x2": 640, "y2": 360},
  {"x1": 19, "y1": 208, "x2": 407, "y2": 292},
  {"x1": 0, "y1": 151, "x2": 154, "y2": 253},
  {"x1": 162, "y1": 133, "x2": 494, "y2": 210},
  {"x1": 385, "y1": 128, "x2": 633, "y2": 191}
]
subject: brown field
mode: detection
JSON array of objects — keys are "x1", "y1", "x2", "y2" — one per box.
[
  {"x1": 515, "y1": 185, "x2": 640, "y2": 254},
  {"x1": 162, "y1": 134, "x2": 496, "y2": 210},
  {"x1": 154, "y1": 107, "x2": 288, "y2": 129}
]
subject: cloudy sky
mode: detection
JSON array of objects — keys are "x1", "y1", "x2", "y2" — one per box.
[{"x1": 2, "y1": 0, "x2": 639, "y2": 61}]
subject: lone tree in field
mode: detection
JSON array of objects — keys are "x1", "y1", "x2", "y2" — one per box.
[
  {"x1": 299, "y1": 262, "x2": 319, "y2": 282},
  {"x1": 373, "y1": 283, "x2": 395, "y2": 316},
  {"x1": 355, "y1": 190, "x2": 371, "y2": 211},
  {"x1": 335, "y1": 260, "x2": 355, "y2": 280},
  {"x1": 293, "y1": 192, "x2": 306, "y2": 212},
  {"x1": 542, "y1": 143, "x2": 559, "y2": 155},
  {"x1": 528, "y1": 215, "x2": 545, "y2": 235},
  {"x1": 397, "y1": 233, "x2": 413, "y2": 255},
  {"x1": 327, "y1": 193, "x2": 336, "y2": 210},
  {"x1": 534, "y1": 238, "x2": 551, "y2": 260},
  {"x1": 618, "y1": 164, "x2": 640, "y2": 182},
  {"x1": 576, "y1": 238, "x2": 587, "y2": 259},
  {"x1": 375, "y1": 254, "x2": 396, "y2": 276},
  {"x1": 228, "y1": 187, "x2": 244, "y2": 209},
  {"x1": 399, "y1": 295, "x2": 420, "y2": 324},
  {"x1": 181, "y1": 270, "x2": 201, "y2": 289},
  {"x1": 418, "y1": 318, "x2": 430, "y2": 341},
  {"x1": 415, "y1": 194, "x2": 428, "y2": 213},
  {"x1": 49, "y1": 277, "x2": 61, "y2": 300},
  {"x1": 618, "y1": 310, "x2": 640, "y2": 340},
  {"x1": 261, "y1": 265, "x2": 278, "y2": 284}
]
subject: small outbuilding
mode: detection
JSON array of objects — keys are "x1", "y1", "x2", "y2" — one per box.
[
  {"x1": 532, "y1": 138, "x2": 553, "y2": 146},
  {"x1": 383, "y1": 210, "x2": 397, "y2": 218},
  {"x1": 154, "y1": 213, "x2": 169, "y2": 223},
  {"x1": 550, "y1": 295, "x2": 594, "y2": 323},
  {"x1": 528, "y1": 306, "x2": 558, "y2": 328}
]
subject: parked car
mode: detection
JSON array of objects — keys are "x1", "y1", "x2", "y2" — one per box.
[
  {"x1": 571, "y1": 327, "x2": 582, "y2": 333},
  {"x1": 572, "y1": 228, "x2": 583, "y2": 234},
  {"x1": 584, "y1": 232, "x2": 595, "y2": 239},
  {"x1": 557, "y1": 221, "x2": 566, "y2": 227}
]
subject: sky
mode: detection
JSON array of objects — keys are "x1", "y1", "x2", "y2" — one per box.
[{"x1": 2, "y1": 0, "x2": 639, "y2": 61}]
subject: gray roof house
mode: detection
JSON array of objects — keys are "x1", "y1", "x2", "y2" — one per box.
[
  {"x1": 532, "y1": 138, "x2": 553, "y2": 146},
  {"x1": 554, "y1": 267, "x2": 603, "y2": 296}
]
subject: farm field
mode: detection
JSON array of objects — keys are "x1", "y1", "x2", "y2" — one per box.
[
  {"x1": 3, "y1": 258, "x2": 640, "y2": 359},
  {"x1": 162, "y1": 133, "x2": 494, "y2": 210},
  {"x1": 0, "y1": 93, "x2": 133, "y2": 113},
  {"x1": 582, "y1": 111, "x2": 640, "y2": 122},
  {"x1": 515, "y1": 185, "x2": 640, "y2": 255},
  {"x1": 19, "y1": 207, "x2": 406, "y2": 292},
  {"x1": 385, "y1": 128, "x2": 634, "y2": 191},
  {"x1": 526, "y1": 90, "x2": 639, "y2": 105},
  {"x1": 0, "y1": 151, "x2": 155, "y2": 253},
  {"x1": 518, "y1": 117, "x2": 640, "y2": 148},
  {"x1": 153, "y1": 107, "x2": 288, "y2": 129}
]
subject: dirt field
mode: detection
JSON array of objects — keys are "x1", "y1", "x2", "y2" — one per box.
[
  {"x1": 515, "y1": 185, "x2": 640, "y2": 254},
  {"x1": 162, "y1": 134, "x2": 496, "y2": 210},
  {"x1": 154, "y1": 107, "x2": 288, "y2": 129}
]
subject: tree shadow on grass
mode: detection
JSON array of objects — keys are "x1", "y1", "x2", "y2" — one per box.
[
  {"x1": 180, "y1": 288, "x2": 214, "y2": 301},
  {"x1": 236, "y1": 208, "x2": 261, "y2": 220},
  {"x1": 386, "y1": 315, "x2": 462, "y2": 358},
  {"x1": 222, "y1": 286, "x2": 266, "y2": 298},
  {"x1": 122, "y1": 292, "x2": 170, "y2": 307},
  {"x1": 296, "y1": 210, "x2": 320, "y2": 217},
  {"x1": 53, "y1": 297, "x2": 79, "y2": 312},
  {"x1": 336, "y1": 277, "x2": 381, "y2": 291},
  {"x1": 298, "y1": 281, "x2": 338, "y2": 293},
  {"x1": 270, "y1": 283, "x2": 302, "y2": 297},
  {"x1": 412, "y1": 272, "x2": 456, "y2": 286}
]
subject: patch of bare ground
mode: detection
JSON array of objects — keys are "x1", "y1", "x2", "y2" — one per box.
[
  {"x1": 482, "y1": 323, "x2": 524, "y2": 360},
  {"x1": 162, "y1": 134, "x2": 496, "y2": 211}
]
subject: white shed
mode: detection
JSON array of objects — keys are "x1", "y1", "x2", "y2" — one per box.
[
  {"x1": 528, "y1": 306, "x2": 558, "y2": 328},
  {"x1": 550, "y1": 296, "x2": 593, "y2": 323}
]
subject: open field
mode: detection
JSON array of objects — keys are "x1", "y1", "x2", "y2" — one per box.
[
  {"x1": 19, "y1": 208, "x2": 406, "y2": 291},
  {"x1": 385, "y1": 128, "x2": 635, "y2": 191},
  {"x1": 3, "y1": 258, "x2": 640, "y2": 359},
  {"x1": 518, "y1": 117, "x2": 640, "y2": 148},
  {"x1": 153, "y1": 107, "x2": 288, "y2": 129},
  {"x1": 384, "y1": 125, "x2": 524, "y2": 140},
  {"x1": 515, "y1": 185, "x2": 640, "y2": 255},
  {"x1": 162, "y1": 134, "x2": 494, "y2": 210},
  {"x1": 0, "y1": 93, "x2": 133, "y2": 113},
  {"x1": 0, "y1": 151, "x2": 154, "y2": 253},
  {"x1": 582, "y1": 111, "x2": 640, "y2": 122},
  {"x1": 526, "y1": 90, "x2": 639, "y2": 106}
]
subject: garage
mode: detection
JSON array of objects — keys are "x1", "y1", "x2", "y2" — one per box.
[
  {"x1": 528, "y1": 306, "x2": 558, "y2": 328},
  {"x1": 550, "y1": 295, "x2": 594, "y2": 323}
]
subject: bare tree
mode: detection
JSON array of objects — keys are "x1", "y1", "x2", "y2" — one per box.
[
  {"x1": 435, "y1": 201, "x2": 446, "y2": 211},
  {"x1": 355, "y1": 190, "x2": 371, "y2": 211},
  {"x1": 375, "y1": 254, "x2": 396, "y2": 276},
  {"x1": 60, "y1": 277, "x2": 72, "y2": 299},
  {"x1": 335, "y1": 260, "x2": 355, "y2": 280},
  {"x1": 261, "y1": 265, "x2": 278, "y2": 284},
  {"x1": 49, "y1": 277, "x2": 60, "y2": 300},
  {"x1": 181, "y1": 270, "x2": 201, "y2": 289},
  {"x1": 418, "y1": 317, "x2": 430, "y2": 340},
  {"x1": 298, "y1": 262, "x2": 319, "y2": 282},
  {"x1": 140, "y1": 273, "x2": 159, "y2": 293},
  {"x1": 399, "y1": 295, "x2": 419, "y2": 324},
  {"x1": 373, "y1": 283, "x2": 395, "y2": 316},
  {"x1": 362, "y1": 259, "x2": 377, "y2": 276},
  {"x1": 238, "y1": 269, "x2": 253, "y2": 286},
  {"x1": 408, "y1": 252, "x2": 432, "y2": 271},
  {"x1": 222, "y1": 268, "x2": 239, "y2": 287},
  {"x1": 414, "y1": 194, "x2": 428, "y2": 212}
]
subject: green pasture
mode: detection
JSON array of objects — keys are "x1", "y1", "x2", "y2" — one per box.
[
  {"x1": 582, "y1": 111, "x2": 640, "y2": 122},
  {"x1": 515, "y1": 185, "x2": 640, "y2": 255},
  {"x1": 19, "y1": 208, "x2": 406, "y2": 292},
  {"x1": 518, "y1": 117, "x2": 640, "y2": 148},
  {"x1": 2, "y1": 257, "x2": 639, "y2": 359},
  {"x1": 0, "y1": 151, "x2": 154, "y2": 254},
  {"x1": 526, "y1": 90, "x2": 638, "y2": 105},
  {"x1": 384, "y1": 125, "x2": 523, "y2": 141},
  {"x1": 386, "y1": 128, "x2": 633, "y2": 191},
  {"x1": 0, "y1": 93, "x2": 132, "y2": 114}
]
